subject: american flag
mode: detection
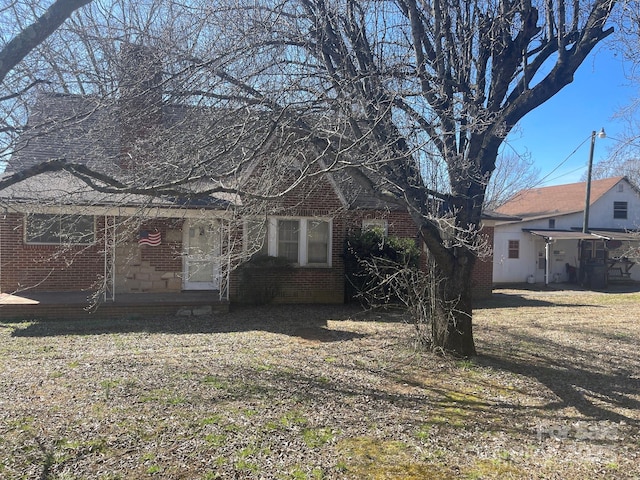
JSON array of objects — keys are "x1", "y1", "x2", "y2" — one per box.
[{"x1": 138, "y1": 230, "x2": 161, "y2": 246}]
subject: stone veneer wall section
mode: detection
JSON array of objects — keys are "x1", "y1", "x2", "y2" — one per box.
[{"x1": 114, "y1": 219, "x2": 184, "y2": 293}]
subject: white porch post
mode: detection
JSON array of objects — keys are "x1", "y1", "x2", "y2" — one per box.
[
  {"x1": 545, "y1": 239, "x2": 551, "y2": 286},
  {"x1": 222, "y1": 218, "x2": 231, "y2": 301},
  {"x1": 103, "y1": 215, "x2": 116, "y2": 302}
]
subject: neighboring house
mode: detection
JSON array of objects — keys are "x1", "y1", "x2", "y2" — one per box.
[
  {"x1": 493, "y1": 176, "x2": 640, "y2": 287},
  {"x1": 0, "y1": 50, "x2": 495, "y2": 308}
]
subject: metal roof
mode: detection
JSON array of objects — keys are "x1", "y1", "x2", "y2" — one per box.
[{"x1": 525, "y1": 229, "x2": 640, "y2": 241}]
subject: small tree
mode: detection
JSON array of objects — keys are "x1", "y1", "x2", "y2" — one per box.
[{"x1": 345, "y1": 227, "x2": 457, "y2": 349}]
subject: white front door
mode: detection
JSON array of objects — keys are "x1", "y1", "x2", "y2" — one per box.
[{"x1": 183, "y1": 219, "x2": 221, "y2": 290}]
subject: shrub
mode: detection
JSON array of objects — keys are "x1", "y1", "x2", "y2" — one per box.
[
  {"x1": 344, "y1": 227, "x2": 420, "y2": 304},
  {"x1": 236, "y1": 254, "x2": 293, "y2": 305}
]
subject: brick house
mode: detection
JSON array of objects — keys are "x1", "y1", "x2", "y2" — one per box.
[{"x1": 0, "y1": 89, "x2": 494, "y2": 308}]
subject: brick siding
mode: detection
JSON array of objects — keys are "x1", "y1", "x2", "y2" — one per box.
[
  {"x1": 0, "y1": 214, "x2": 185, "y2": 295},
  {"x1": 471, "y1": 226, "x2": 494, "y2": 299},
  {"x1": 1, "y1": 213, "x2": 104, "y2": 292},
  {"x1": 1, "y1": 201, "x2": 494, "y2": 302}
]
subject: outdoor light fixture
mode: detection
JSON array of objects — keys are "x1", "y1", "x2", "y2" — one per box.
[{"x1": 582, "y1": 128, "x2": 606, "y2": 234}]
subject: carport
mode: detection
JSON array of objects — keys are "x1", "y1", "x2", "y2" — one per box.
[{"x1": 525, "y1": 229, "x2": 639, "y2": 288}]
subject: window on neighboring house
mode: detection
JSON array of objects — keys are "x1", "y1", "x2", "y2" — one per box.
[
  {"x1": 548, "y1": 219, "x2": 556, "y2": 229},
  {"x1": 618, "y1": 183, "x2": 624, "y2": 192},
  {"x1": 508, "y1": 240, "x2": 519, "y2": 259},
  {"x1": 362, "y1": 219, "x2": 388, "y2": 236},
  {"x1": 25, "y1": 214, "x2": 95, "y2": 245},
  {"x1": 252, "y1": 217, "x2": 331, "y2": 266},
  {"x1": 614, "y1": 201, "x2": 628, "y2": 219}
]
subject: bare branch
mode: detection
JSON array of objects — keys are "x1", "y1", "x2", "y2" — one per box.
[{"x1": 0, "y1": 0, "x2": 92, "y2": 84}]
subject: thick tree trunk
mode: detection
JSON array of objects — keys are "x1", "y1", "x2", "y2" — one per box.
[{"x1": 430, "y1": 249, "x2": 477, "y2": 357}]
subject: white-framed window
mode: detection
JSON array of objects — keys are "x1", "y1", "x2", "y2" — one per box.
[
  {"x1": 306, "y1": 219, "x2": 330, "y2": 264},
  {"x1": 362, "y1": 219, "x2": 388, "y2": 236},
  {"x1": 251, "y1": 217, "x2": 331, "y2": 266},
  {"x1": 277, "y1": 219, "x2": 300, "y2": 263},
  {"x1": 25, "y1": 214, "x2": 95, "y2": 245}
]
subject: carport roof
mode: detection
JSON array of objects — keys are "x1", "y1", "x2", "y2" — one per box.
[{"x1": 525, "y1": 229, "x2": 640, "y2": 241}]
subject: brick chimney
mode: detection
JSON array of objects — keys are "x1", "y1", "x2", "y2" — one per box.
[{"x1": 118, "y1": 43, "x2": 163, "y2": 168}]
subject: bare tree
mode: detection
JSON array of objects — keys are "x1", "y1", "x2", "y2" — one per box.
[
  {"x1": 1, "y1": 0, "x2": 621, "y2": 356},
  {"x1": 485, "y1": 150, "x2": 541, "y2": 210},
  {"x1": 0, "y1": 0, "x2": 93, "y2": 170},
  {"x1": 604, "y1": 0, "x2": 640, "y2": 169},
  {"x1": 589, "y1": 156, "x2": 640, "y2": 185}
]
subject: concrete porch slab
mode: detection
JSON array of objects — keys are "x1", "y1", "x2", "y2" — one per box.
[{"x1": 0, "y1": 291, "x2": 229, "y2": 320}]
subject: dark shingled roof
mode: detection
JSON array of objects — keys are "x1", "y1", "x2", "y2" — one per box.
[
  {"x1": 3, "y1": 93, "x2": 244, "y2": 208},
  {"x1": 5, "y1": 93, "x2": 495, "y2": 219},
  {"x1": 6, "y1": 94, "x2": 121, "y2": 173},
  {"x1": 4, "y1": 93, "x2": 369, "y2": 211}
]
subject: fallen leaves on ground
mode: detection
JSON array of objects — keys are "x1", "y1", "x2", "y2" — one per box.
[{"x1": 1, "y1": 288, "x2": 639, "y2": 479}]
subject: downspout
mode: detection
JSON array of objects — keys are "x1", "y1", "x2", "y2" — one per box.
[
  {"x1": 111, "y1": 216, "x2": 116, "y2": 301},
  {"x1": 0, "y1": 209, "x2": 7, "y2": 293},
  {"x1": 104, "y1": 214, "x2": 107, "y2": 302},
  {"x1": 223, "y1": 219, "x2": 231, "y2": 301}
]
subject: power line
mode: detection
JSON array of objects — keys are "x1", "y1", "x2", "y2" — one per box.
[{"x1": 534, "y1": 134, "x2": 591, "y2": 187}]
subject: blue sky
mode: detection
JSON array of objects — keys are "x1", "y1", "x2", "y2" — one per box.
[{"x1": 504, "y1": 47, "x2": 637, "y2": 187}]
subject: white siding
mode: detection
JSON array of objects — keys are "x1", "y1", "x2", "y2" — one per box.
[
  {"x1": 492, "y1": 227, "x2": 537, "y2": 283},
  {"x1": 493, "y1": 179, "x2": 640, "y2": 284},
  {"x1": 588, "y1": 180, "x2": 640, "y2": 230}
]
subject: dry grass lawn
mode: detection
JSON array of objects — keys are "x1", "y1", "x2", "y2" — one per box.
[{"x1": 1, "y1": 287, "x2": 639, "y2": 479}]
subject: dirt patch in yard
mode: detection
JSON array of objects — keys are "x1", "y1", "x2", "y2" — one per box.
[{"x1": 1, "y1": 290, "x2": 639, "y2": 479}]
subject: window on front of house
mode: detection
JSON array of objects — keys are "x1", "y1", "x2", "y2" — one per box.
[
  {"x1": 25, "y1": 214, "x2": 95, "y2": 245},
  {"x1": 614, "y1": 201, "x2": 628, "y2": 219},
  {"x1": 548, "y1": 219, "x2": 556, "y2": 229},
  {"x1": 508, "y1": 240, "x2": 519, "y2": 259},
  {"x1": 307, "y1": 220, "x2": 329, "y2": 264},
  {"x1": 254, "y1": 217, "x2": 331, "y2": 266},
  {"x1": 244, "y1": 218, "x2": 268, "y2": 258},
  {"x1": 362, "y1": 219, "x2": 388, "y2": 236},
  {"x1": 277, "y1": 219, "x2": 300, "y2": 263}
]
